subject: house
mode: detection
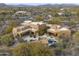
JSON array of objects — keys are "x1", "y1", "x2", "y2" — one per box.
[
  {"x1": 21, "y1": 20, "x2": 32, "y2": 26},
  {"x1": 12, "y1": 26, "x2": 31, "y2": 37},
  {"x1": 47, "y1": 25, "x2": 71, "y2": 38},
  {"x1": 47, "y1": 25, "x2": 61, "y2": 36},
  {"x1": 58, "y1": 27, "x2": 71, "y2": 38},
  {"x1": 12, "y1": 21, "x2": 46, "y2": 38}
]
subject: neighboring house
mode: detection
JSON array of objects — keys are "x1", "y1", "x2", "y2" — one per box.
[
  {"x1": 14, "y1": 11, "x2": 31, "y2": 15},
  {"x1": 44, "y1": 15, "x2": 53, "y2": 22},
  {"x1": 60, "y1": 8, "x2": 64, "y2": 11},
  {"x1": 12, "y1": 11, "x2": 31, "y2": 20},
  {"x1": 58, "y1": 12, "x2": 64, "y2": 16}
]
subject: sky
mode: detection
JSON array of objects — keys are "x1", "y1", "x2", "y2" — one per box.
[{"x1": 0, "y1": 0, "x2": 79, "y2": 5}]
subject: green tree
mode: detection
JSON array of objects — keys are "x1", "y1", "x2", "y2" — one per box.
[
  {"x1": 11, "y1": 43, "x2": 30, "y2": 56},
  {"x1": 28, "y1": 42, "x2": 53, "y2": 56},
  {"x1": 48, "y1": 17, "x2": 61, "y2": 25},
  {"x1": 11, "y1": 42, "x2": 54, "y2": 56},
  {"x1": 4, "y1": 20, "x2": 18, "y2": 34},
  {"x1": 69, "y1": 20, "x2": 77, "y2": 26},
  {"x1": 0, "y1": 34, "x2": 14, "y2": 46},
  {"x1": 37, "y1": 25, "x2": 48, "y2": 36},
  {"x1": 73, "y1": 31, "x2": 79, "y2": 44},
  {"x1": 35, "y1": 15, "x2": 44, "y2": 21}
]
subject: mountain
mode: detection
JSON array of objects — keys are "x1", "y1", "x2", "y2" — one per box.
[
  {"x1": 0, "y1": 3, "x2": 6, "y2": 7},
  {"x1": 38, "y1": 4, "x2": 79, "y2": 8},
  {"x1": 0, "y1": 3, "x2": 79, "y2": 8}
]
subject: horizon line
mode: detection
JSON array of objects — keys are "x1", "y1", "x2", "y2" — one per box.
[{"x1": 2, "y1": 3, "x2": 79, "y2": 5}]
